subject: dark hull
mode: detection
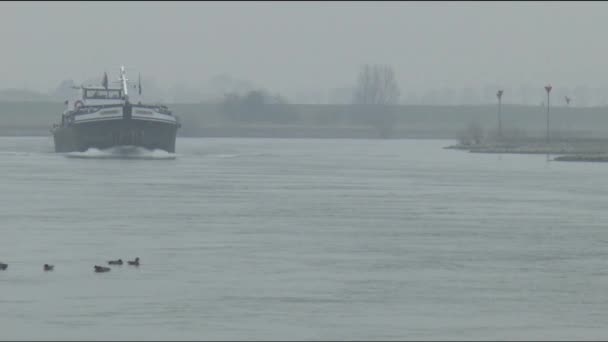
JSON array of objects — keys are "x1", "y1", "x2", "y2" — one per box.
[{"x1": 52, "y1": 119, "x2": 178, "y2": 153}]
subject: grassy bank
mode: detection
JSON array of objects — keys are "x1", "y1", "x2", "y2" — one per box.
[{"x1": 445, "y1": 137, "x2": 608, "y2": 163}]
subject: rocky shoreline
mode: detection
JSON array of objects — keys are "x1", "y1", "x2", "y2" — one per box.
[{"x1": 552, "y1": 154, "x2": 608, "y2": 162}]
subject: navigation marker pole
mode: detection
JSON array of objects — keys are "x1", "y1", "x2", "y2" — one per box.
[{"x1": 496, "y1": 89, "x2": 504, "y2": 140}]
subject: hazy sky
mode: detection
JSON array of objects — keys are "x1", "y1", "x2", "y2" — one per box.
[{"x1": 0, "y1": 1, "x2": 607, "y2": 101}]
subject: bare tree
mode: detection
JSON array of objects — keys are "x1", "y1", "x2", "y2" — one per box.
[
  {"x1": 353, "y1": 64, "x2": 400, "y2": 105},
  {"x1": 459, "y1": 120, "x2": 484, "y2": 145},
  {"x1": 352, "y1": 64, "x2": 400, "y2": 138}
]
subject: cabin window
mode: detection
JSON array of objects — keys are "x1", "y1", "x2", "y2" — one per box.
[
  {"x1": 108, "y1": 90, "x2": 122, "y2": 99},
  {"x1": 84, "y1": 90, "x2": 122, "y2": 99}
]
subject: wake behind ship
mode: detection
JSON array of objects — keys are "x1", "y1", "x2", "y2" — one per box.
[{"x1": 51, "y1": 66, "x2": 181, "y2": 153}]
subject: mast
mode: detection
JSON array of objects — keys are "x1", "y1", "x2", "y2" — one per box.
[{"x1": 120, "y1": 65, "x2": 129, "y2": 101}]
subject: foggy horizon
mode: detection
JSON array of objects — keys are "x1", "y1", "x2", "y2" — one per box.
[{"x1": 1, "y1": 1, "x2": 608, "y2": 105}]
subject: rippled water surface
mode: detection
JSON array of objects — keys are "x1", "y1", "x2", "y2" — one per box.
[{"x1": 2, "y1": 136, "x2": 608, "y2": 340}]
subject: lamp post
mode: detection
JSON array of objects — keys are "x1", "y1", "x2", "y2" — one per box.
[
  {"x1": 496, "y1": 90, "x2": 503, "y2": 139},
  {"x1": 545, "y1": 84, "x2": 552, "y2": 144}
]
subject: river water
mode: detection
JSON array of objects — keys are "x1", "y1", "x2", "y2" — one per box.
[{"x1": 1, "y1": 137, "x2": 608, "y2": 340}]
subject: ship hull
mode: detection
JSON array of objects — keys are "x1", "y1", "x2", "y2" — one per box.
[{"x1": 52, "y1": 118, "x2": 178, "y2": 153}]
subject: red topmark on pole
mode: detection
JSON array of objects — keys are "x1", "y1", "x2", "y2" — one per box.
[{"x1": 545, "y1": 85, "x2": 552, "y2": 93}]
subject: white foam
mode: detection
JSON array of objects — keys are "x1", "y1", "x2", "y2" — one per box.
[
  {"x1": 64, "y1": 146, "x2": 177, "y2": 160},
  {"x1": 213, "y1": 154, "x2": 240, "y2": 159}
]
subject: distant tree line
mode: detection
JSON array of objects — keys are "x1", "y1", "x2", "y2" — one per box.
[
  {"x1": 217, "y1": 65, "x2": 402, "y2": 135},
  {"x1": 220, "y1": 89, "x2": 298, "y2": 124}
]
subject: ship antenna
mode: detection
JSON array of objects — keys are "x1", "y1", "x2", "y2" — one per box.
[{"x1": 120, "y1": 65, "x2": 129, "y2": 101}]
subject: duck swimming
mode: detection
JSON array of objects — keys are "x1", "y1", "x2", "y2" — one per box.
[
  {"x1": 43, "y1": 264, "x2": 54, "y2": 271},
  {"x1": 127, "y1": 257, "x2": 140, "y2": 266},
  {"x1": 108, "y1": 259, "x2": 123, "y2": 265},
  {"x1": 94, "y1": 265, "x2": 111, "y2": 273},
  {"x1": 0, "y1": 262, "x2": 7, "y2": 270}
]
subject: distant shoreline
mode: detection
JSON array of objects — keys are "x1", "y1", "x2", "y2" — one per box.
[
  {"x1": 3, "y1": 101, "x2": 608, "y2": 143},
  {"x1": 0, "y1": 125, "x2": 457, "y2": 140}
]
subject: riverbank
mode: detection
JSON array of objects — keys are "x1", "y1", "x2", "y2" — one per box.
[{"x1": 3, "y1": 101, "x2": 608, "y2": 140}]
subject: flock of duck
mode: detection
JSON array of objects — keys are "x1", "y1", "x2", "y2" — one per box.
[
  {"x1": 94, "y1": 257, "x2": 140, "y2": 272},
  {"x1": 0, "y1": 257, "x2": 140, "y2": 273}
]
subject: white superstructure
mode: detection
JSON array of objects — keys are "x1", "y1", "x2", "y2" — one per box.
[{"x1": 63, "y1": 67, "x2": 179, "y2": 126}]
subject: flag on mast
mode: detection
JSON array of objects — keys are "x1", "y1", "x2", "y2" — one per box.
[{"x1": 102, "y1": 72, "x2": 108, "y2": 90}]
